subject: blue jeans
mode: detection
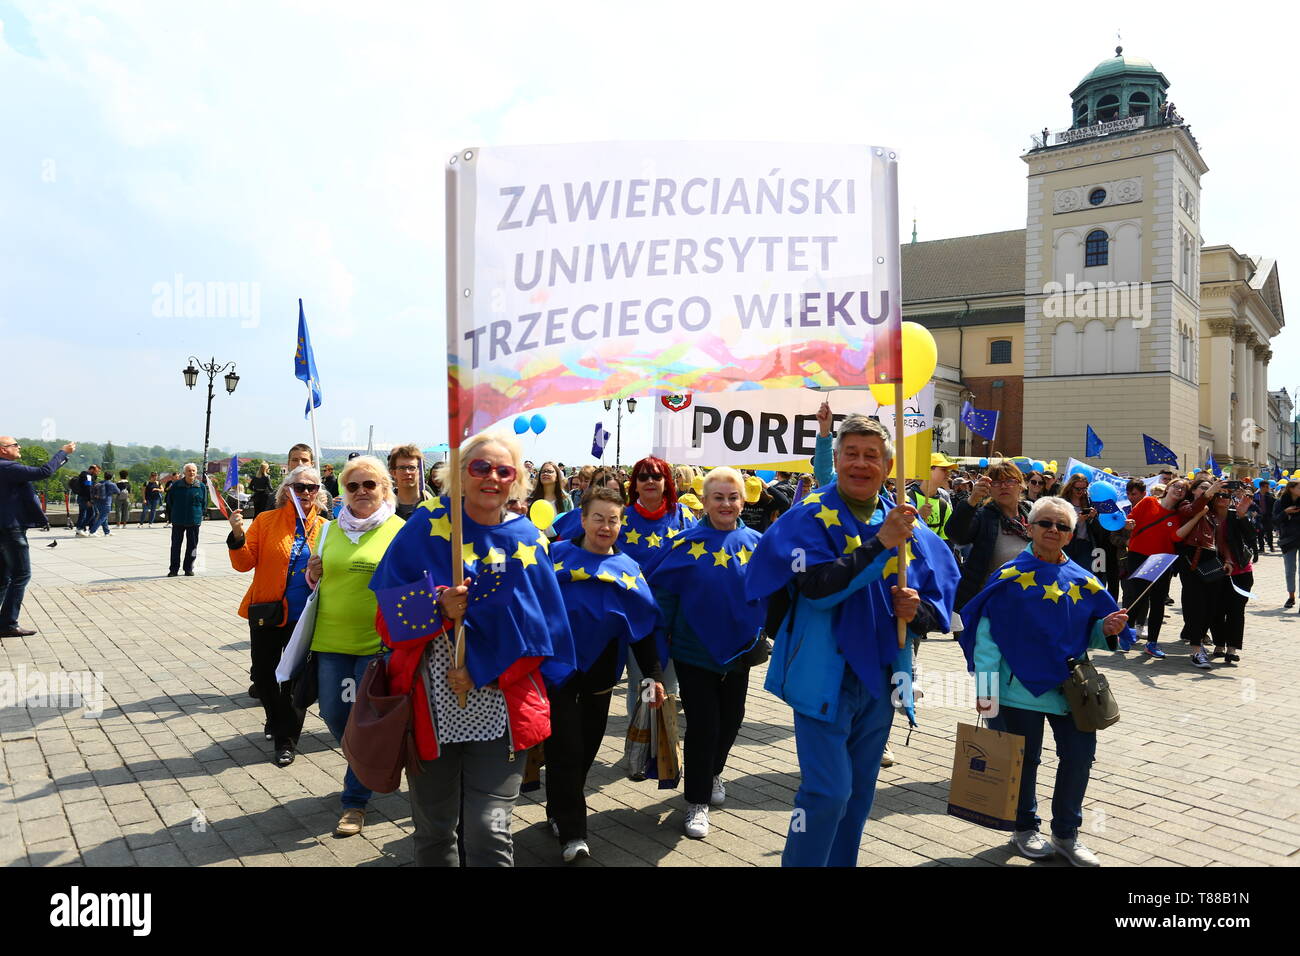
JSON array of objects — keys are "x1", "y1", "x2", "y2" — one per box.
[
  {"x1": 1284, "y1": 548, "x2": 1297, "y2": 595},
  {"x1": 987, "y1": 705, "x2": 1095, "y2": 839},
  {"x1": 75, "y1": 495, "x2": 92, "y2": 530},
  {"x1": 0, "y1": 529, "x2": 33, "y2": 628},
  {"x1": 140, "y1": 498, "x2": 160, "y2": 524},
  {"x1": 782, "y1": 665, "x2": 894, "y2": 867},
  {"x1": 315, "y1": 651, "x2": 378, "y2": 810},
  {"x1": 89, "y1": 500, "x2": 112, "y2": 534}
]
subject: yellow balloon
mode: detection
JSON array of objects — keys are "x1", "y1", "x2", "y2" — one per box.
[
  {"x1": 528, "y1": 499, "x2": 556, "y2": 531},
  {"x1": 1049, "y1": 460, "x2": 1058, "y2": 472},
  {"x1": 1186, "y1": 472, "x2": 1195, "y2": 479},
  {"x1": 1102, "y1": 468, "x2": 1114, "y2": 474},
  {"x1": 868, "y1": 321, "x2": 938, "y2": 405}
]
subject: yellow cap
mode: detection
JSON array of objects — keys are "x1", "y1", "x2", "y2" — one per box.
[
  {"x1": 679, "y1": 493, "x2": 702, "y2": 511},
  {"x1": 743, "y1": 475, "x2": 764, "y2": 504}
]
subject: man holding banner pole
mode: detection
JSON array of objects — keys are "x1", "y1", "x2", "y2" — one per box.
[{"x1": 746, "y1": 415, "x2": 958, "y2": 866}]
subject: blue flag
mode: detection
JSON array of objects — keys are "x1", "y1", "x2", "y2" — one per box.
[
  {"x1": 956, "y1": 548, "x2": 1135, "y2": 697},
  {"x1": 1275, "y1": 465, "x2": 1284, "y2": 481},
  {"x1": 1206, "y1": 452, "x2": 1222, "y2": 477},
  {"x1": 551, "y1": 507, "x2": 584, "y2": 543},
  {"x1": 1128, "y1": 553, "x2": 1178, "y2": 584},
  {"x1": 224, "y1": 453, "x2": 239, "y2": 492},
  {"x1": 551, "y1": 541, "x2": 661, "y2": 674},
  {"x1": 648, "y1": 522, "x2": 766, "y2": 668},
  {"x1": 294, "y1": 299, "x2": 322, "y2": 419},
  {"x1": 619, "y1": 503, "x2": 696, "y2": 568},
  {"x1": 373, "y1": 572, "x2": 443, "y2": 643},
  {"x1": 961, "y1": 400, "x2": 999, "y2": 441},
  {"x1": 592, "y1": 422, "x2": 611, "y2": 460},
  {"x1": 1085, "y1": 425, "x2": 1104, "y2": 458},
  {"x1": 369, "y1": 497, "x2": 576, "y2": 687},
  {"x1": 1142, "y1": 434, "x2": 1179, "y2": 466}
]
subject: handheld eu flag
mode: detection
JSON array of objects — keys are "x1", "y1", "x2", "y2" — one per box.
[
  {"x1": 961, "y1": 400, "x2": 999, "y2": 441},
  {"x1": 592, "y1": 422, "x2": 611, "y2": 460},
  {"x1": 224, "y1": 453, "x2": 239, "y2": 492},
  {"x1": 1206, "y1": 452, "x2": 1222, "y2": 478},
  {"x1": 1085, "y1": 424, "x2": 1104, "y2": 458},
  {"x1": 1142, "y1": 434, "x2": 1179, "y2": 467},
  {"x1": 294, "y1": 299, "x2": 322, "y2": 419}
]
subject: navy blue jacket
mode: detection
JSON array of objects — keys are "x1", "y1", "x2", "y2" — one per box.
[
  {"x1": 0, "y1": 450, "x2": 69, "y2": 530},
  {"x1": 165, "y1": 479, "x2": 208, "y2": 526}
]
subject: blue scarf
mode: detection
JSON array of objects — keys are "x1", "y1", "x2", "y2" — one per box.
[{"x1": 956, "y1": 547, "x2": 1136, "y2": 696}]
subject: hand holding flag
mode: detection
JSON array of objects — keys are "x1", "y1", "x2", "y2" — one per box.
[{"x1": 961, "y1": 401, "x2": 999, "y2": 441}]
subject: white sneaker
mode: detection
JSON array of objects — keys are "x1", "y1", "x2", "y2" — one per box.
[
  {"x1": 561, "y1": 839, "x2": 590, "y2": 863},
  {"x1": 1011, "y1": 829, "x2": 1056, "y2": 859},
  {"x1": 684, "y1": 803, "x2": 709, "y2": 839},
  {"x1": 881, "y1": 745, "x2": 895, "y2": 767},
  {"x1": 1051, "y1": 835, "x2": 1101, "y2": 867},
  {"x1": 1136, "y1": 624, "x2": 1148, "y2": 641},
  {"x1": 709, "y1": 775, "x2": 726, "y2": 806},
  {"x1": 75, "y1": 530, "x2": 87, "y2": 538}
]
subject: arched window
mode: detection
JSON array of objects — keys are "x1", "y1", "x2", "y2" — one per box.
[
  {"x1": 1053, "y1": 322, "x2": 1078, "y2": 375},
  {"x1": 1074, "y1": 103, "x2": 1089, "y2": 127},
  {"x1": 1085, "y1": 229, "x2": 1109, "y2": 267},
  {"x1": 1128, "y1": 91, "x2": 1150, "y2": 118},
  {"x1": 1096, "y1": 94, "x2": 1120, "y2": 122},
  {"x1": 989, "y1": 339, "x2": 1012, "y2": 364}
]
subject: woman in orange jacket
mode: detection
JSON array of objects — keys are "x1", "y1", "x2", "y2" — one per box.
[{"x1": 228, "y1": 466, "x2": 329, "y2": 766}]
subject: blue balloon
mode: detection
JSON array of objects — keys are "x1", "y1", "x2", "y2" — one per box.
[
  {"x1": 755, "y1": 469, "x2": 777, "y2": 481},
  {"x1": 1098, "y1": 510, "x2": 1127, "y2": 532},
  {"x1": 530, "y1": 414, "x2": 547, "y2": 435},
  {"x1": 1252, "y1": 478, "x2": 1264, "y2": 488},
  {"x1": 1069, "y1": 463, "x2": 1091, "y2": 479},
  {"x1": 978, "y1": 458, "x2": 988, "y2": 468},
  {"x1": 1088, "y1": 480, "x2": 1119, "y2": 502},
  {"x1": 1034, "y1": 461, "x2": 1047, "y2": 472},
  {"x1": 513, "y1": 416, "x2": 530, "y2": 435}
]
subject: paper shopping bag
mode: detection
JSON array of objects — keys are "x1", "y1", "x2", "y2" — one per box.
[{"x1": 946, "y1": 721, "x2": 1024, "y2": 831}]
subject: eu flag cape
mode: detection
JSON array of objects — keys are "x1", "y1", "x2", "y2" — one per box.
[
  {"x1": 955, "y1": 548, "x2": 1135, "y2": 696},
  {"x1": 369, "y1": 496, "x2": 576, "y2": 688},
  {"x1": 745, "y1": 482, "x2": 958, "y2": 694},
  {"x1": 551, "y1": 540, "x2": 659, "y2": 676},
  {"x1": 647, "y1": 521, "x2": 765, "y2": 667},
  {"x1": 619, "y1": 502, "x2": 696, "y2": 567},
  {"x1": 551, "y1": 506, "x2": 584, "y2": 543}
]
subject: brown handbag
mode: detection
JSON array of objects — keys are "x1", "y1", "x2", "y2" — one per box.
[{"x1": 341, "y1": 654, "x2": 422, "y2": 794}]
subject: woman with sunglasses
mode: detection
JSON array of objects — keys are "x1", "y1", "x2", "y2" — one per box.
[
  {"x1": 1174, "y1": 477, "x2": 1226, "y2": 666},
  {"x1": 300, "y1": 455, "x2": 403, "y2": 837},
  {"x1": 621, "y1": 455, "x2": 696, "y2": 716},
  {"x1": 1274, "y1": 479, "x2": 1300, "y2": 610},
  {"x1": 947, "y1": 460, "x2": 1033, "y2": 614},
  {"x1": 1205, "y1": 488, "x2": 1256, "y2": 666},
  {"x1": 546, "y1": 486, "x2": 665, "y2": 863},
  {"x1": 1120, "y1": 476, "x2": 1188, "y2": 658},
  {"x1": 526, "y1": 460, "x2": 574, "y2": 539},
  {"x1": 228, "y1": 465, "x2": 329, "y2": 766},
  {"x1": 368, "y1": 431, "x2": 576, "y2": 866},
  {"x1": 959, "y1": 495, "x2": 1133, "y2": 867},
  {"x1": 1023, "y1": 472, "x2": 1048, "y2": 502}
]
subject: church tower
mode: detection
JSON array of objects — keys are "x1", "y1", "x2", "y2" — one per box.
[{"x1": 1021, "y1": 47, "x2": 1208, "y2": 473}]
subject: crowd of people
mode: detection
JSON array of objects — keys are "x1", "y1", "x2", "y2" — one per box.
[{"x1": 1, "y1": 422, "x2": 1297, "y2": 868}]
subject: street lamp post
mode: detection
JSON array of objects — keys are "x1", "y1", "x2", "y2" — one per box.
[
  {"x1": 602, "y1": 397, "x2": 638, "y2": 468},
  {"x1": 183, "y1": 356, "x2": 240, "y2": 479}
]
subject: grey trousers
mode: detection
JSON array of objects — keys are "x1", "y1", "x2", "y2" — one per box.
[{"x1": 407, "y1": 734, "x2": 522, "y2": 867}]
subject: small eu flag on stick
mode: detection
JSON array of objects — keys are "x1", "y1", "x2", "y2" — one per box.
[
  {"x1": 1085, "y1": 425, "x2": 1104, "y2": 458},
  {"x1": 961, "y1": 401, "x2": 999, "y2": 441},
  {"x1": 1142, "y1": 434, "x2": 1179, "y2": 467}
]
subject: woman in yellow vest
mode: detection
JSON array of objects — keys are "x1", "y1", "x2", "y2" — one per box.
[{"x1": 304, "y1": 455, "x2": 405, "y2": 838}]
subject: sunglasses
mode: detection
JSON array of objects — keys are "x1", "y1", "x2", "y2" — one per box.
[
  {"x1": 636, "y1": 472, "x2": 664, "y2": 482},
  {"x1": 291, "y1": 483, "x2": 320, "y2": 494},
  {"x1": 1028, "y1": 479, "x2": 1042, "y2": 486},
  {"x1": 1032, "y1": 519, "x2": 1073, "y2": 533},
  {"x1": 346, "y1": 480, "x2": 378, "y2": 493},
  {"x1": 467, "y1": 459, "x2": 518, "y2": 482}
]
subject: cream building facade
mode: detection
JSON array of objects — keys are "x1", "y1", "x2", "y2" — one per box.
[{"x1": 904, "y1": 48, "x2": 1285, "y2": 476}]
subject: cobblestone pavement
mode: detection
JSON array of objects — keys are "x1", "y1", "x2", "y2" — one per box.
[{"x1": 2, "y1": 521, "x2": 1298, "y2": 867}]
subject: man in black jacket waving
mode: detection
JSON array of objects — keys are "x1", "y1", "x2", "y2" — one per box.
[{"x1": 0, "y1": 437, "x2": 76, "y2": 637}]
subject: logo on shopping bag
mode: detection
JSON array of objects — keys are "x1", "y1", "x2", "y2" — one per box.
[{"x1": 963, "y1": 742, "x2": 990, "y2": 773}]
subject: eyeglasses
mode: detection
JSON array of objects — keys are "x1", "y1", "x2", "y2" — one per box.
[
  {"x1": 346, "y1": 480, "x2": 378, "y2": 493},
  {"x1": 989, "y1": 479, "x2": 1021, "y2": 488},
  {"x1": 394, "y1": 464, "x2": 420, "y2": 472},
  {"x1": 291, "y1": 483, "x2": 320, "y2": 494},
  {"x1": 467, "y1": 459, "x2": 518, "y2": 482},
  {"x1": 0, "y1": 442, "x2": 18, "y2": 449},
  {"x1": 636, "y1": 472, "x2": 664, "y2": 482},
  {"x1": 1032, "y1": 519, "x2": 1073, "y2": 533}
]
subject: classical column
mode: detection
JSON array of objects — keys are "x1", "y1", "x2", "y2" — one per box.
[
  {"x1": 1232, "y1": 327, "x2": 1253, "y2": 462},
  {"x1": 1254, "y1": 345, "x2": 1271, "y2": 468},
  {"x1": 1206, "y1": 318, "x2": 1234, "y2": 461}
]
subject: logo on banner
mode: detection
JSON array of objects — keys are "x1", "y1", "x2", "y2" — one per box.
[{"x1": 661, "y1": 394, "x2": 692, "y2": 413}]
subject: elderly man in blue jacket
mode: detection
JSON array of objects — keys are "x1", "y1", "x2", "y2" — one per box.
[
  {"x1": 746, "y1": 415, "x2": 958, "y2": 866},
  {"x1": 0, "y1": 437, "x2": 76, "y2": 637}
]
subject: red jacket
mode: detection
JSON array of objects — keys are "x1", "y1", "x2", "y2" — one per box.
[{"x1": 377, "y1": 611, "x2": 552, "y2": 761}]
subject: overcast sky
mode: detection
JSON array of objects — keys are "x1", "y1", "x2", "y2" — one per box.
[{"x1": 2, "y1": 0, "x2": 1295, "y2": 466}]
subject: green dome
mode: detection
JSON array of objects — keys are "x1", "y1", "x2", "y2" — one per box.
[{"x1": 1071, "y1": 46, "x2": 1168, "y2": 97}]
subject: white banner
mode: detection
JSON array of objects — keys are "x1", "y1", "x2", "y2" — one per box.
[
  {"x1": 652, "y1": 385, "x2": 934, "y2": 473},
  {"x1": 447, "y1": 141, "x2": 901, "y2": 436}
]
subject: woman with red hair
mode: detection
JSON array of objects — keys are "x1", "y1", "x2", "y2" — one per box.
[{"x1": 621, "y1": 455, "x2": 695, "y2": 717}]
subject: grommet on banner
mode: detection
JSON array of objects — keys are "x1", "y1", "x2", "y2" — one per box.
[
  {"x1": 463, "y1": 289, "x2": 471, "y2": 297},
  {"x1": 463, "y1": 150, "x2": 474, "y2": 161}
]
